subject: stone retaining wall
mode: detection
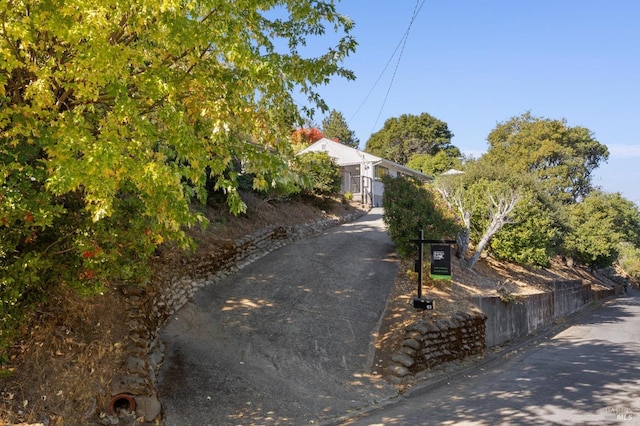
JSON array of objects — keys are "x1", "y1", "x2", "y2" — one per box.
[
  {"x1": 105, "y1": 210, "x2": 366, "y2": 423},
  {"x1": 388, "y1": 311, "x2": 487, "y2": 385},
  {"x1": 387, "y1": 281, "x2": 615, "y2": 385}
]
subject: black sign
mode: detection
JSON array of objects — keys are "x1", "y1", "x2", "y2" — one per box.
[{"x1": 430, "y1": 244, "x2": 452, "y2": 280}]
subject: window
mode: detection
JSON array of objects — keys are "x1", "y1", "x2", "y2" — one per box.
[{"x1": 374, "y1": 165, "x2": 389, "y2": 180}]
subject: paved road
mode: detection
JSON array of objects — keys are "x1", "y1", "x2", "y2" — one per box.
[
  {"x1": 347, "y1": 291, "x2": 640, "y2": 425},
  {"x1": 156, "y1": 208, "x2": 399, "y2": 425}
]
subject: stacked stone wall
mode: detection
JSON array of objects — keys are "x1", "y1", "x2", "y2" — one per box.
[
  {"x1": 388, "y1": 311, "x2": 487, "y2": 385},
  {"x1": 388, "y1": 280, "x2": 616, "y2": 386},
  {"x1": 144, "y1": 213, "x2": 363, "y2": 337}
]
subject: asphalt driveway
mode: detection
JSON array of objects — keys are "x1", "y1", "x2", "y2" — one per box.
[{"x1": 156, "y1": 208, "x2": 399, "y2": 425}]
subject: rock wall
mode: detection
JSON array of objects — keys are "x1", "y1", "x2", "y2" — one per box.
[
  {"x1": 145, "y1": 213, "x2": 364, "y2": 334},
  {"x1": 388, "y1": 311, "x2": 487, "y2": 385},
  {"x1": 388, "y1": 280, "x2": 615, "y2": 386}
]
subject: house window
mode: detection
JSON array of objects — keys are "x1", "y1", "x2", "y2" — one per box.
[{"x1": 374, "y1": 165, "x2": 389, "y2": 180}]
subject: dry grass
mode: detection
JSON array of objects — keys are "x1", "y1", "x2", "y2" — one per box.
[{"x1": 0, "y1": 287, "x2": 131, "y2": 425}]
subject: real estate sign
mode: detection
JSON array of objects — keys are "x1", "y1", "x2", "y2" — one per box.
[{"x1": 430, "y1": 244, "x2": 452, "y2": 280}]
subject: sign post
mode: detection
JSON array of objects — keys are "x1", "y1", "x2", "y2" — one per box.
[{"x1": 411, "y1": 230, "x2": 456, "y2": 310}]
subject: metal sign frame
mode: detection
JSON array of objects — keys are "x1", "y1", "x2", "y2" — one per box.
[{"x1": 411, "y1": 229, "x2": 456, "y2": 310}]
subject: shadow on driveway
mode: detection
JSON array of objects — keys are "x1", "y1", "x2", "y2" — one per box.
[{"x1": 156, "y1": 208, "x2": 400, "y2": 425}]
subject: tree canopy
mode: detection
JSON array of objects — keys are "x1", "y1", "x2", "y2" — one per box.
[
  {"x1": 564, "y1": 191, "x2": 640, "y2": 269},
  {"x1": 437, "y1": 116, "x2": 637, "y2": 271},
  {"x1": 0, "y1": 0, "x2": 356, "y2": 344},
  {"x1": 407, "y1": 150, "x2": 463, "y2": 176},
  {"x1": 365, "y1": 113, "x2": 459, "y2": 165},
  {"x1": 321, "y1": 109, "x2": 359, "y2": 148},
  {"x1": 293, "y1": 151, "x2": 341, "y2": 196},
  {"x1": 291, "y1": 127, "x2": 325, "y2": 150},
  {"x1": 436, "y1": 164, "x2": 526, "y2": 269},
  {"x1": 484, "y1": 112, "x2": 609, "y2": 204}
]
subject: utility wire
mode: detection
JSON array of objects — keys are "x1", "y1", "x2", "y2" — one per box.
[
  {"x1": 347, "y1": 32, "x2": 405, "y2": 124},
  {"x1": 350, "y1": 0, "x2": 426, "y2": 135},
  {"x1": 371, "y1": 0, "x2": 426, "y2": 133}
]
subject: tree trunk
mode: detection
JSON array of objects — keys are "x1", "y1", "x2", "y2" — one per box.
[
  {"x1": 468, "y1": 227, "x2": 494, "y2": 268},
  {"x1": 467, "y1": 192, "x2": 519, "y2": 269},
  {"x1": 455, "y1": 211, "x2": 471, "y2": 258}
]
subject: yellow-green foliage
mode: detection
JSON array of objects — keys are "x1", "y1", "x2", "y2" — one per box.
[
  {"x1": 0, "y1": 0, "x2": 355, "y2": 350},
  {"x1": 618, "y1": 243, "x2": 640, "y2": 278},
  {"x1": 293, "y1": 152, "x2": 342, "y2": 196}
]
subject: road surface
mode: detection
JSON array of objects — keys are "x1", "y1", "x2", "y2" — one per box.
[{"x1": 347, "y1": 292, "x2": 640, "y2": 425}]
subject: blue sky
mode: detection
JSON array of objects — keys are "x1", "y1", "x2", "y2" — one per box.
[{"x1": 305, "y1": 1, "x2": 640, "y2": 205}]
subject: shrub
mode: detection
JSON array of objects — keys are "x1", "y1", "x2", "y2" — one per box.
[
  {"x1": 490, "y1": 191, "x2": 561, "y2": 267},
  {"x1": 382, "y1": 176, "x2": 461, "y2": 258},
  {"x1": 293, "y1": 152, "x2": 341, "y2": 196}
]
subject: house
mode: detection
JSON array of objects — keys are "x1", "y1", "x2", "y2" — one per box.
[{"x1": 298, "y1": 138, "x2": 432, "y2": 206}]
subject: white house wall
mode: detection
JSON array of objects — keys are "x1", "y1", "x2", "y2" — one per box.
[{"x1": 298, "y1": 138, "x2": 431, "y2": 206}]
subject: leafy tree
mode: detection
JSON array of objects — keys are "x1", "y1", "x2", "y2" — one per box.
[
  {"x1": 490, "y1": 190, "x2": 561, "y2": 266},
  {"x1": 618, "y1": 242, "x2": 640, "y2": 278},
  {"x1": 365, "y1": 113, "x2": 459, "y2": 165},
  {"x1": 465, "y1": 179, "x2": 521, "y2": 269},
  {"x1": 407, "y1": 150, "x2": 463, "y2": 176},
  {"x1": 321, "y1": 109, "x2": 359, "y2": 148},
  {"x1": 293, "y1": 151, "x2": 341, "y2": 196},
  {"x1": 485, "y1": 112, "x2": 609, "y2": 204},
  {"x1": 607, "y1": 194, "x2": 640, "y2": 247},
  {"x1": 435, "y1": 160, "x2": 533, "y2": 269},
  {"x1": 434, "y1": 173, "x2": 471, "y2": 258},
  {"x1": 563, "y1": 191, "x2": 640, "y2": 269},
  {"x1": 291, "y1": 127, "x2": 325, "y2": 151},
  {"x1": 0, "y1": 0, "x2": 355, "y2": 346}
]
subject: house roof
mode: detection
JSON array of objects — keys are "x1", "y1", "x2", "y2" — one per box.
[{"x1": 299, "y1": 138, "x2": 432, "y2": 181}]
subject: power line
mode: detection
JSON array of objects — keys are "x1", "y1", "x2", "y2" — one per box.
[
  {"x1": 371, "y1": 0, "x2": 426, "y2": 134},
  {"x1": 347, "y1": 30, "x2": 406, "y2": 124},
  {"x1": 348, "y1": 0, "x2": 426, "y2": 136}
]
